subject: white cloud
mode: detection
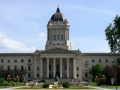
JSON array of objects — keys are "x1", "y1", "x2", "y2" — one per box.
[{"x1": 0, "y1": 32, "x2": 36, "y2": 52}]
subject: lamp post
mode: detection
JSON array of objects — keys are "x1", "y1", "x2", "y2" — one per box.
[
  {"x1": 16, "y1": 75, "x2": 19, "y2": 85},
  {"x1": 7, "y1": 75, "x2": 11, "y2": 83}
]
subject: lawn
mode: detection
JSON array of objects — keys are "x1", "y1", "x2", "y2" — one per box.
[{"x1": 102, "y1": 85, "x2": 120, "y2": 89}]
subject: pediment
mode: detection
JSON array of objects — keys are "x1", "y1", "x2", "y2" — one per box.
[{"x1": 40, "y1": 48, "x2": 80, "y2": 54}]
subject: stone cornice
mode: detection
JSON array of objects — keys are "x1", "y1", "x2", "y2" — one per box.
[{"x1": 82, "y1": 53, "x2": 120, "y2": 56}]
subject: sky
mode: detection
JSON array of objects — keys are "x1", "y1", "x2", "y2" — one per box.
[{"x1": 0, "y1": 0, "x2": 120, "y2": 53}]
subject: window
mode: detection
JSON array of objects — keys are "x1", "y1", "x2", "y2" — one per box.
[
  {"x1": 54, "y1": 35, "x2": 56, "y2": 40},
  {"x1": 49, "y1": 65, "x2": 51, "y2": 71},
  {"x1": 28, "y1": 74, "x2": 31, "y2": 78},
  {"x1": 21, "y1": 66, "x2": 24, "y2": 71},
  {"x1": 99, "y1": 59, "x2": 101, "y2": 63},
  {"x1": 77, "y1": 67, "x2": 79, "y2": 70},
  {"x1": 61, "y1": 35, "x2": 63, "y2": 40},
  {"x1": 105, "y1": 59, "x2": 108, "y2": 63},
  {"x1": 77, "y1": 74, "x2": 79, "y2": 77},
  {"x1": 85, "y1": 74, "x2": 88, "y2": 77},
  {"x1": 1, "y1": 59, "x2": 4, "y2": 63},
  {"x1": 7, "y1": 66, "x2": 10, "y2": 70},
  {"x1": 56, "y1": 64, "x2": 59, "y2": 71},
  {"x1": 0, "y1": 65, "x2": 3, "y2": 69},
  {"x1": 37, "y1": 67, "x2": 39, "y2": 71},
  {"x1": 14, "y1": 59, "x2": 17, "y2": 63},
  {"x1": 28, "y1": 59, "x2": 31, "y2": 63},
  {"x1": 14, "y1": 66, "x2": 17, "y2": 70},
  {"x1": 57, "y1": 35, "x2": 60, "y2": 40},
  {"x1": 92, "y1": 59, "x2": 94, "y2": 62},
  {"x1": 21, "y1": 59, "x2": 24, "y2": 63},
  {"x1": 112, "y1": 61, "x2": 115, "y2": 63},
  {"x1": 37, "y1": 74, "x2": 39, "y2": 78},
  {"x1": 64, "y1": 64, "x2": 67, "y2": 71},
  {"x1": 28, "y1": 66, "x2": 31, "y2": 71},
  {"x1": 8, "y1": 59, "x2": 10, "y2": 63}
]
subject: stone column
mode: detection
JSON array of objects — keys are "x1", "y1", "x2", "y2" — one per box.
[
  {"x1": 60, "y1": 58, "x2": 62, "y2": 78},
  {"x1": 53, "y1": 58, "x2": 56, "y2": 78},
  {"x1": 73, "y1": 59, "x2": 76, "y2": 79},
  {"x1": 47, "y1": 58, "x2": 49, "y2": 78},
  {"x1": 67, "y1": 58, "x2": 69, "y2": 78},
  {"x1": 40, "y1": 58, "x2": 43, "y2": 78}
]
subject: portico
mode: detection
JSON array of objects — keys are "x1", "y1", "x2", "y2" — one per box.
[{"x1": 39, "y1": 57, "x2": 76, "y2": 79}]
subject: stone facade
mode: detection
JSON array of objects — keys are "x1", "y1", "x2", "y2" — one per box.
[{"x1": 0, "y1": 7, "x2": 120, "y2": 83}]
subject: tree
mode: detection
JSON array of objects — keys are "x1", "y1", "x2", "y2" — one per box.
[
  {"x1": 90, "y1": 64, "x2": 104, "y2": 81},
  {"x1": 105, "y1": 15, "x2": 120, "y2": 53},
  {"x1": 104, "y1": 66, "x2": 114, "y2": 85}
]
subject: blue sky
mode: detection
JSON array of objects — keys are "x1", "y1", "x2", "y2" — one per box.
[{"x1": 0, "y1": 0, "x2": 120, "y2": 53}]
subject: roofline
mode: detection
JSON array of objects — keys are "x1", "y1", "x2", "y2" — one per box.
[
  {"x1": 0, "y1": 53, "x2": 34, "y2": 56},
  {"x1": 82, "y1": 53, "x2": 120, "y2": 56}
]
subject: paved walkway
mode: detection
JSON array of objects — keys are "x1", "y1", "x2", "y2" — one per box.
[
  {"x1": 0, "y1": 88, "x2": 13, "y2": 90},
  {"x1": 0, "y1": 86, "x2": 119, "y2": 90}
]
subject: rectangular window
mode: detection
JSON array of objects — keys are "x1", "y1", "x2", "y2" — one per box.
[
  {"x1": 14, "y1": 59, "x2": 17, "y2": 63},
  {"x1": 8, "y1": 66, "x2": 10, "y2": 70},
  {"x1": 14, "y1": 66, "x2": 17, "y2": 70},
  {"x1": 1, "y1": 65, "x2": 3, "y2": 69},
  {"x1": 57, "y1": 35, "x2": 60, "y2": 40},
  {"x1": 49, "y1": 65, "x2": 51, "y2": 71},
  {"x1": 77, "y1": 74, "x2": 79, "y2": 77},
  {"x1": 99, "y1": 59, "x2": 101, "y2": 63},
  {"x1": 21, "y1": 66, "x2": 24, "y2": 71},
  {"x1": 8, "y1": 59, "x2": 10, "y2": 63},
  {"x1": 77, "y1": 67, "x2": 79, "y2": 70},
  {"x1": 54, "y1": 35, "x2": 56, "y2": 40},
  {"x1": 28, "y1": 74, "x2": 31, "y2": 78},
  {"x1": 105, "y1": 59, "x2": 108, "y2": 63},
  {"x1": 1, "y1": 59, "x2": 4, "y2": 63},
  {"x1": 61, "y1": 35, "x2": 63, "y2": 40},
  {"x1": 37, "y1": 74, "x2": 39, "y2": 78},
  {"x1": 21, "y1": 59, "x2": 24, "y2": 63},
  {"x1": 92, "y1": 59, "x2": 94, "y2": 62},
  {"x1": 28, "y1": 66, "x2": 31, "y2": 71},
  {"x1": 37, "y1": 67, "x2": 39, "y2": 71},
  {"x1": 64, "y1": 64, "x2": 67, "y2": 71},
  {"x1": 28, "y1": 59, "x2": 31, "y2": 63}
]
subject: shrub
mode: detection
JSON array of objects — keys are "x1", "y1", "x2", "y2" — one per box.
[
  {"x1": 10, "y1": 81, "x2": 16, "y2": 86},
  {"x1": 2, "y1": 81, "x2": 9, "y2": 86},
  {"x1": 62, "y1": 82, "x2": 70, "y2": 88},
  {"x1": 42, "y1": 83, "x2": 49, "y2": 88}
]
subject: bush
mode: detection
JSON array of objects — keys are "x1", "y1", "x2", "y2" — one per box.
[
  {"x1": 62, "y1": 82, "x2": 70, "y2": 88},
  {"x1": 42, "y1": 83, "x2": 49, "y2": 88},
  {"x1": 10, "y1": 81, "x2": 16, "y2": 86},
  {"x1": 2, "y1": 81, "x2": 9, "y2": 86}
]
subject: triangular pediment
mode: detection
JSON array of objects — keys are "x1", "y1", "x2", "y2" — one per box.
[{"x1": 40, "y1": 48, "x2": 80, "y2": 54}]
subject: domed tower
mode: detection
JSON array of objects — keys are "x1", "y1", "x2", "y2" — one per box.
[{"x1": 45, "y1": 7, "x2": 71, "y2": 50}]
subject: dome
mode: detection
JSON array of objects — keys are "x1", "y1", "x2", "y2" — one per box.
[{"x1": 51, "y1": 7, "x2": 64, "y2": 21}]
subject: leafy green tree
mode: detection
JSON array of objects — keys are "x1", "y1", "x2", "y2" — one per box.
[
  {"x1": 91, "y1": 64, "x2": 104, "y2": 81},
  {"x1": 105, "y1": 15, "x2": 120, "y2": 53}
]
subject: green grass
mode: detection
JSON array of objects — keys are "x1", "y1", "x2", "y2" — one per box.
[
  {"x1": 69, "y1": 84, "x2": 93, "y2": 89},
  {"x1": 102, "y1": 85, "x2": 120, "y2": 89}
]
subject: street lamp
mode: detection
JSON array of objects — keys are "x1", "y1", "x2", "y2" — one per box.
[
  {"x1": 16, "y1": 75, "x2": 19, "y2": 85},
  {"x1": 7, "y1": 75, "x2": 11, "y2": 83}
]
